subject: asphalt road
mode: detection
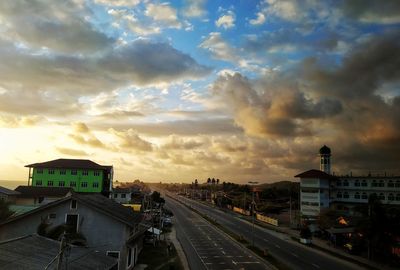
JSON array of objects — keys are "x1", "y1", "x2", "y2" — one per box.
[
  {"x1": 165, "y1": 194, "x2": 275, "y2": 270},
  {"x1": 175, "y1": 195, "x2": 365, "y2": 270}
]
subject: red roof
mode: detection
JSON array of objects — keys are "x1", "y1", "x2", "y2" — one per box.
[
  {"x1": 294, "y1": 169, "x2": 337, "y2": 179},
  {"x1": 25, "y1": 159, "x2": 112, "y2": 170}
]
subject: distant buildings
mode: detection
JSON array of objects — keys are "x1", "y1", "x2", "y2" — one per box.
[
  {"x1": 0, "y1": 186, "x2": 20, "y2": 203},
  {"x1": 296, "y1": 145, "x2": 400, "y2": 219},
  {"x1": 25, "y1": 159, "x2": 113, "y2": 197}
]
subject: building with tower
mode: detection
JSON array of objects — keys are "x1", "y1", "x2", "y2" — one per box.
[{"x1": 296, "y1": 146, "x2": 400, "y2": 220}]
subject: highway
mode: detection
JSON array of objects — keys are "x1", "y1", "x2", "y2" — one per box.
[
  {"x1": 165, "y1": 194, "x2": 275, "y2": 270},
  {"x1": 174, "y1": 194, "x2": 365, "y2": 270}
]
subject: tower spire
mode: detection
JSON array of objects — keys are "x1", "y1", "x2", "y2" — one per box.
[{"x1": 319, "y1": 145, "x2": 331, "y2": 174}]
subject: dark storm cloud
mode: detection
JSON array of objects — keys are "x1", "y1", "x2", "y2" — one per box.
[{"x1": 340, "y1": 0, "x2": 400, "y2": 24}]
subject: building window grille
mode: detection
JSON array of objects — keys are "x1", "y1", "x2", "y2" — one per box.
[
  {"x1": 121, "y1": 194, "x2": 126, "y2": 198},
  {"x1": 71, "y1": 199, "x2": 77, "y2": 209},
  {"x1": 59, "y1": 181, "x2": 65, "y2": 187},
  {"x1": 114, "y1": 194, "x2": 118, "y2": 198},
  {"x1": 395, "y1": 181, "x2": 400, "y2": 188},
  {"x1": 81, "y1": 182, "x2": 88, "y2": 188},
  {"x1": 361, "y1": 180, "x2": 367, "y2": 187},
  {"x1": 60, "y1": 170, "x2": 66, "y2": 175},
  {"x1": 71, "y1": 170, "x2": 77, "y2": 175},
  {"x1": 354, "y1": 192, "x2": 360, "y2": 199},
  {"x1": 337, "y1": 180, "x2": 342, "y2": 186},
  {"x1": 361, "y1": 192, "x2": 368, "y2": 199},
  {"x1": 94, "y1": 171, "x2": 100, "y2": 176},
  {"x1": 36, "y1": 180, "x2": 42, "y2": 186},
  {"x1": 388, "y1": 193, "x2": 395, "y2": 201},
  {"x1": 378, "y1": 193, "x2": 385, "y2": 200},
  {"x1": 343, "y1": 192, "x2": 349, "y2": 199},
  {"x1": 388, "y1": 180, "x2": 394, "y2": 187},
  {"x1": 93, "y1": 182, "x2": 99, "y2": 188},
  {"x1": 82, "y1": 170, "x2": 88, "y2": 176},
  {"x1": 48, "y1": 169, "x2": 55, "y2": 175},
  {"x1": 37, "y1": 169, "x2": 43, "y2": 174},
  {"x1": 48, "y1": 180, "x2": 54, "y2": 186},
  {"x1": 343, "y1": 180, "x2": 349, "y2": 186},
  {"x1": 337, "y1": 192, "x2": 342, "y2": 198},
  {"x1": 378, "y1": 180, "x2": 384, "y2": 187},
  {"x1": 354, "y1": 180, "x2": 360, "y2": 187},
  {"x1": 396, "y1": 194, "x2": 400, "y2": 201},
  {"x1": 372, "y1": 180, "x2": 378, "y2": 187}
]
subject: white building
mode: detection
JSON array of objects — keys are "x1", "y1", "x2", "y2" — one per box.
[{"x1": 296, "y1": 145, "x2": 400, "y2": 219}]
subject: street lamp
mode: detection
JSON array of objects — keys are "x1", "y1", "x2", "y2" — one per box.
[{"x1": 248, "y1": 181, "x2": 258, "y2": 247}]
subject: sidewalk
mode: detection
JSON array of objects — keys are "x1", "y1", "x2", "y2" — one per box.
[{"x1": 165, "y1": 219, "x2": 190, "y2": 270}]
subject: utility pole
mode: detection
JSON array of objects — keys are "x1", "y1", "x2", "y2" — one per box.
[
  {"x1": 248, "y1": 181, "x2": 258, "y2": 247},
  {"x1": 56, "y1": 233, "x2": 66, "y2": 270}
]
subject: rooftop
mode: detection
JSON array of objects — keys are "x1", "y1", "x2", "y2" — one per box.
[
  {"x1": 295, "y1": 169, "x2": 337, "y2": 179},
  {"x1": 0, "y1": 186, "x2": 20, "y2": 196},
  {"x1": 15, "y1": 186, "x2": 72, "y2": 198},
  {"x1": 25, "y1": 159, "x2": 112, "y2": 170},
  {"x1": 0, "y1": 234, "x2": 117, "y2": 270}
]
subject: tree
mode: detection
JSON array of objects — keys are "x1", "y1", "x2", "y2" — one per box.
[
  {"x1": 151, "y1": 191, "x2": 165, "y2": 204},
  {"x1": 207, "y1": 178, "x2": 211, "y2": 184},
  {"x1": 216, "y1": 179, "x2": 220, "y2": 185},
  {"x1": 0, "y1": 200, "x2": 14, "y2": 222},
  {"x1": 212, "y1": 178, "x2": 216, "y2": 185},
  {"x1": 194, "y1": 179, "x2": 198, "y2": 188}
]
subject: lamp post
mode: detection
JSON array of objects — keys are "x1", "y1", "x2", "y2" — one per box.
[{"x1": 248, "y1": 181, "x2": 258, "y2": 247}]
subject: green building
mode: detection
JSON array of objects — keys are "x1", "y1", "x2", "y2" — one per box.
[{"x1": 25, "y1": 159, "x2": 113, "y2": 196}]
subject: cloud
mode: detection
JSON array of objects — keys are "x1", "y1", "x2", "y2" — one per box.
[
  {"x1": 109, "y1": 128, "x2": 153, "y2": 152},
  {"x1": 145, "y1": 3, "x2": 182, "y2": 28},
  {"x1": 340, "y1": 0, "x2": 400, "y2": 24},
  {"x1": 249, "y1": 12, "x2": 266, "y2": 25},
  {"x1": 162, "y1": 135, "x2": 205, "y2": 150},
  {"x1": 94, "y1": 0, "x2": 141, "y2": 7},
  {"x1": 182, "y1": 0, "x2": 207, "y2": 17},
  {"x1": 69, "y1": 122, "x2": 106, "y2": 149},
  {"x1": 0, "y1": 114, "x2": 44, "y2": 128},
  {"x1": 56, "y1": 147, "x2": 89, "y2": 157},
  {"x1": 199, "y1": 32, "x2": 238, "y2": 62},
  {"x1": 0, "y1": 1, "x2": 114, "y2": 54},
  {"x1": 215, "y1": 10, "x2": 235, "y2": 29}
]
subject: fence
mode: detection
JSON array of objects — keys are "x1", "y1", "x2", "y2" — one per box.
[{"x1": 255, "y1": 213, "x2": 279, "y2": 226}]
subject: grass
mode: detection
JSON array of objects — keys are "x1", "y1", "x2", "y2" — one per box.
[{"x1": 136, "y1": 240, "x2": 184, "y2": 270}]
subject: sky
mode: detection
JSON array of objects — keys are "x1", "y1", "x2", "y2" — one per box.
[{"x1": 0, "y1": 0, "x2": 400, "y2": 184}]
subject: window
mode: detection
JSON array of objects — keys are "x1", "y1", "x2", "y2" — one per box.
[
  {"x1": 354, "y1": 180, "x2": 360, "y2": 187},
  {"x1": 127, "y1": 247, "x2": 132, "y2": 267},
  {"x1": 81, "y1": 182, "x2": 88, "y2": 188},
  {"x1": 388, "y1": 193, "x2": 395, "y2": 201},
  {"x1": 93, "y1": 182, "x2": 99, "y2": 188},
  {"x1": 71, "y1": 170, "x2": 77, "y2": 175},
  {"x1": 37, "y1": 169, "x2": 43, "y2": 174},
  {"x1": 372, "y1": 180, "x2": 378, "y2": 187},
  {"x1": 70, "y1": 181, "x2": 76, "y2": 187},
  {"x1": 336, "y1": 180, "x2": 342, "y2": 186},
  {"x1": 82, "y1": 170, "x2": 88, "y2": 176},
  {"x1": 343, "y1": 180, "x2": 349, "y2": 187},
  {"x1": 60, "y1": 170, "x2": 66, "y2": 175},
  {"x1": 379, "y1": 180, "x2": 384, "y2": 187},
  {"x1": 71, "y1": 199, "x2": 77, "y2": 209},
  {"x1": 59, "y1": 181, "x2": 65, "y2": 187},
  {"x1": 343, "y1": 192, "x2": 349, "y2": 199},
  {"x1": 354, "y1": 192, "x2": 360, "y2": 199},
  {"x1": 361, "y1": 180, "x2": 367, "y2": 187},
  {"x1": 94, "y1": 171, "x2": 100, "y2": 176},
  {"x1": 395, "y1": 181, "x2": 400, "y2": 188},
  {"x1": 114, "y1": 194, "x2": 118, "y2": 198},
  {"x1": 106, "y1": 251, "x2": 119, "y2": 270},
  {"x1": 388, "y1": 180, "x2": 394, "y2": 188},
  {"x1": 36, "y1": 180, "x2": 42, "y2": 186},
  {"x1": 396, "y1": 194, "x2": 400, "y2": 201},
  {"x1": 370, "y1": 193, "x2": 377, "y2": 199},
  {"x1": 48, "y1": 169, "x2": 55, "y2": 175},
  {"x1": 337, "y1": 192, "x2": 342, "y2": 198},
  {"x1": 379, "y1": 193, "x2": 385, "y2": 200},
  {"x1": 361, "y1": 192, "x2": 368, "y2": 199},
  {"x1": 121, "y1": 194, "x2": 126, "y2": 198},
  {"x1": 49, "y1": 213, "x2": 56, "y2": 219},
  {"x1": 48, "y1": 180, "x2": 54, "y2": 186},
  {"x1": 65, "y1": 214, "x2": 78, "y2": 233}
]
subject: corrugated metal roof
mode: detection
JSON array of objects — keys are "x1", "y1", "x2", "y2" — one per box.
[
  {"x1": 25, "y1": 159, "x2": 112, "y2": 170},
  {"x1": 15, "y1": 186, "x2": 72, "y2": 197},
  {"x1": 0, "y1": 186, "x2": 20, "y2": 195},
  {"x1": 0, "y1": 234, "x2": 117, "y2": 270}
]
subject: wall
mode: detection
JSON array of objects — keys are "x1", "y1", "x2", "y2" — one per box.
[{"x1": 32, "y1": 168, "x2": 103, "y2": 193}]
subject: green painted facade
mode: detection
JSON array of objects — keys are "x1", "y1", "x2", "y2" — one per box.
[{"x1": 31, "y1": 168, "x2": 104, "y2": 193}]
